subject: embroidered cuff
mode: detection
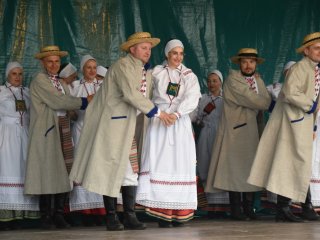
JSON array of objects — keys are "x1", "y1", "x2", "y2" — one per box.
[
  {"x1": 146, "y1": 106, "x2": 158, "y2": 118},
  {"x1": 173, "y1": 112, "x2": 181, "y2": 119},
  {"x1": 268, "y1": 99, "x2": 276, "y2": 113},
  {"x1": 80, "y1": 97, "x2": 88, "y2": 110},
  {"x1": 307, "y1": 101, "x2": 317, "y2": 114}
]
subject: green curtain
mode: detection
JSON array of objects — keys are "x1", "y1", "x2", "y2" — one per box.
[{"x1": 1, "y1": 0, "x2": 320, "y2": 91}]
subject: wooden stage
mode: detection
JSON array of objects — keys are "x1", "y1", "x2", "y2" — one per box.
[{"x1": 2, "y1": 217, "x2": 320, "y2": 240}]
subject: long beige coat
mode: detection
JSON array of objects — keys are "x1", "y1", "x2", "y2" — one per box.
[
  {"x1": 248, "y1": 57, "x2": 317, "y2": 202},
  {"x1": 206, "y1": 70, "x2": 271, "y2": 192},
  {"x1": 69, "y1": 54, "x2": 156, "y2": 198},
  {"x1": 25, "y1": 72, "x2": 84, "y2": 194}
]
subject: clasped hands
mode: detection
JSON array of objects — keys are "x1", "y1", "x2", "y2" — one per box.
[{"x1": 159, "y1": 111, "x2": 177, "y2": 126}]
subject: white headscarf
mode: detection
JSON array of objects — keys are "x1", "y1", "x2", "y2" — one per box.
[
  {"x1": 164, "y1": 39, "x2": 184, "y2": 57},
  {"x1": 80, "y1": 54, "x2": 96, "y2": 72},
  {"x1": 59, "y1": 63, "x2": 77, "y2": 78},
  {"x1": 6, "y1": 61, "x2": 23, "y2": 79},
  {"x1": 97, "y1": 66, "x2": 108, "y2": 77},
  {"x1": 208, "y1": 69, "x2": 223, "y2": 83},
  {"x1": 283, "y1": 61, "x2": 296, "y2": 74}
]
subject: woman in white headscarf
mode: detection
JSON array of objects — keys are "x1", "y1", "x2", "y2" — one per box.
[
  {"x1": 0, "y1": 62, "x2": 39, "y2": 230},
  {"x1": 68, "y1": 55, "x2": 105, "y2": 226},
  {"x1": 136, "y1": 39, "x2": 201, "y2": 227},
  {"x1": 191, "y1": 70, "x2": 229, "y2": 213}
]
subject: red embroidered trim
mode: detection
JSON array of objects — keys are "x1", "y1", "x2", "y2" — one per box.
[
  {"x1": 139, "y1": 172, "x2": 196, "y2": 185},
  {"x1": 310, "y1": 179, "x2": 320, "y2": 183},
  {"x1": 0, "y1": 183, "x2": 24, "y2": 187},
  {"x1": 150, "y1": 179, "x2": 196, "y2": 186}
]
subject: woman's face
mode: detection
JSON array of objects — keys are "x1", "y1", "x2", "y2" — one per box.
[
  {"x1": 83, "y1": 60, "x2": 97, "y2": 82},
  {"x1": 207, "y1": 73, "x2": 221, "y2": 94},
  {"x1": 167, "y1": 46, "x2": 184, "y2": 68},
  {"x1": 8, "y1": 67, "x2": 23, "y2": 87}
]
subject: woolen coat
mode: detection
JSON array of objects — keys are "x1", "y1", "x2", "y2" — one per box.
[
  {"x1": 205, "y1": 69, "x2": 271, "y2": 192},
  {"x1": 69, "y1": 54, "x2": 156, "y2": 198},
  {"x1": 24, "y1": 72, "x2": 84, "y2": 194},
  {"x1": 247, "y1": 57, "x2": 318, "y2": 202}
]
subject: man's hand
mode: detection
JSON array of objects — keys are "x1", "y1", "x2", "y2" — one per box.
[{"x1": 87, "y1": 94, "x2": 95, "y2": 103}]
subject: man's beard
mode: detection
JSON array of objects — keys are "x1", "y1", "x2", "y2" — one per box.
[{"x1": 241, "y1": 70, "x2": 255, "y2": 77}]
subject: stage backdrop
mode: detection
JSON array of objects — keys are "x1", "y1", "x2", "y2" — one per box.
[{"x1": 0, "y1": 0, "x2": 320, "y2": 91}]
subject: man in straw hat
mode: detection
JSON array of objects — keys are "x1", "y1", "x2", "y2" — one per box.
[
  {"x1": 24, "y1": 45, "x2": 89, "y2": 229},
  {"x1": 206, "y1": 48, "x2": 272, "y2": 220},
  {"x1": 248, "y1": 32, "x2": 320, "y2": 222},
  {"x1": 70, "y1": 32, "x2": 173, "y2": 231}
]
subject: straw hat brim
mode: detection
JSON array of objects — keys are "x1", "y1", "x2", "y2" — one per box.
[
  {"x1": 120, "y1": 38, "x2": 160, "y2": 52},
  {"x1": 296, "y1": 39, "x2": 320, "y2": 53},
  {"x1": 35, "y1": 51, "x2": 68, "y2": 59},
  {"x1": 230, "y1": 56, "x2": 265, "y2": 64}
]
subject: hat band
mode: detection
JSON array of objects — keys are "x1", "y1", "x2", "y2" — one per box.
[
  {"x1": 238, "y1": 53, "x2": 258, "y2": 58},
  {"x1": 303, "y1": 36, "x2": 320, "y2": 46},
  {"x1": 128, "y1": 36, "x2": 152, "y2": 41},
  {"x1": 40, "y1": 49, "x2": 61, "y2": 53}
]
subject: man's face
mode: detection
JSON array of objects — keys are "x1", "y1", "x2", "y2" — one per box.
[
  {"x1": 41, "y1": 55, "x2": 61, "y2": 75},
  {"x1": 304, "y1": 42, "x2": 320, "y2": 63},
  {"x1": 130, "y1": 42, "x2": 152, "y2": 64},
  {"x1": 239, "y1": 58, "x2": 257, "y2": 76}
]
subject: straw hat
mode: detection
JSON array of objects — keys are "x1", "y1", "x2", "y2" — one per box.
[
  {"x1": 296, "y1": 32, "x2": 320, "y2": 53},
  {"x1": 35, "y1": 45, "x2": 68, "y2": 59},
  {"x1": 120, "y1": 32, "x2": 160, "y2": 52},
  {"x1": 230, "y1": 48, "x2": 265, "y2": 64}
]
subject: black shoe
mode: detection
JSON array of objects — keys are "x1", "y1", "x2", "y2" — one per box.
[
  {"x1": 301, "y1": 206, "x2": 319, "y2": 221},
  {"x1": 41, "y1": 215, "x2": 56, "y2": 230},
  {"x1": 158, "y1": 220, "x2": 172, "y2": 228},
  {"x1": 276, "y1": 207, "x2": 303, "y2": 222},
  {"x1": 123, "y1": 212, "x2": 146, "y2": 230},
  {"x1": 121, "y1": 186, "x2": 146, "y2": 230},
  {"x1": 243, "y1": 206, "x2": 258, "y2": 220},
  {"x1": 172, "y1": 221, "x2": 185, "y2": 227},
  {"x1": 54, "y1": 214, "x2": 71, "y2": 229},
  {"x1": 106, "y1": 213, "x2": 124, "y2": 231}
]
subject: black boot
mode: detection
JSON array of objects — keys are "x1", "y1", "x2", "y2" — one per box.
[
  {"x1": 122, "y1": 186, "x2": 146, "y2": 230},
  {"x1": 39, "y1": 194, "x2": 55, "y2": 229},
  {"x1": 103, "y1": 195, "x2": 124, "y2": 231},
  {"x1": 243, "y1": 192, "x2": 258, "y2": 220},
  {"x1": 276, "y1": 195, "x2": 303, "y2": 222},
  {"x1": 229, "y1": 191, "x2": 246, "y2": 220},
  {"x1": 301, "y1": 188, "x2": 319, "y2": 221},
  {"x1": 54, "y1": 193, "x2": 71, "y2": 229}
]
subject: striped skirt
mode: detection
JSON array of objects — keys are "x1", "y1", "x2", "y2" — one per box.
[{"x1": 58, "y1": 116, "x2": 73, "y2": 173}]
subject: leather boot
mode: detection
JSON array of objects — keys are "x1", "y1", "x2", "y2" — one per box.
[
  {"x1": 39, "y1": 194, "x2": 55, "y2": 229},
  {"x1": 243, "y1": 192, "x2": 258, "y2": 220},
  {"x1": 301, "y1": 188, "x2": 319, "y2": 221},
  {"x1": 228, "y1": 191, "x2": 246, "y2": 220},
  {"x1": 276, "y1": 194, "x2": 303, "y2": 222},
  {"x1": 54, "y1": 193, "x2": 71, "y2": 229},
  {"x1": 103, "y1": 195, "x2": 124, "y2": 231},
  {"x1": 122, "y1": 186, "x2": 146, "y2": 230}
]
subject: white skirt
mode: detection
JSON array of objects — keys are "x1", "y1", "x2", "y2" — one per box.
[
  {"x1": 0, "y1": 119, "x2": 39, "y2": 211},
  {"x1": 136, "y1": 115, "x2": 197, "y2": 210}
]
